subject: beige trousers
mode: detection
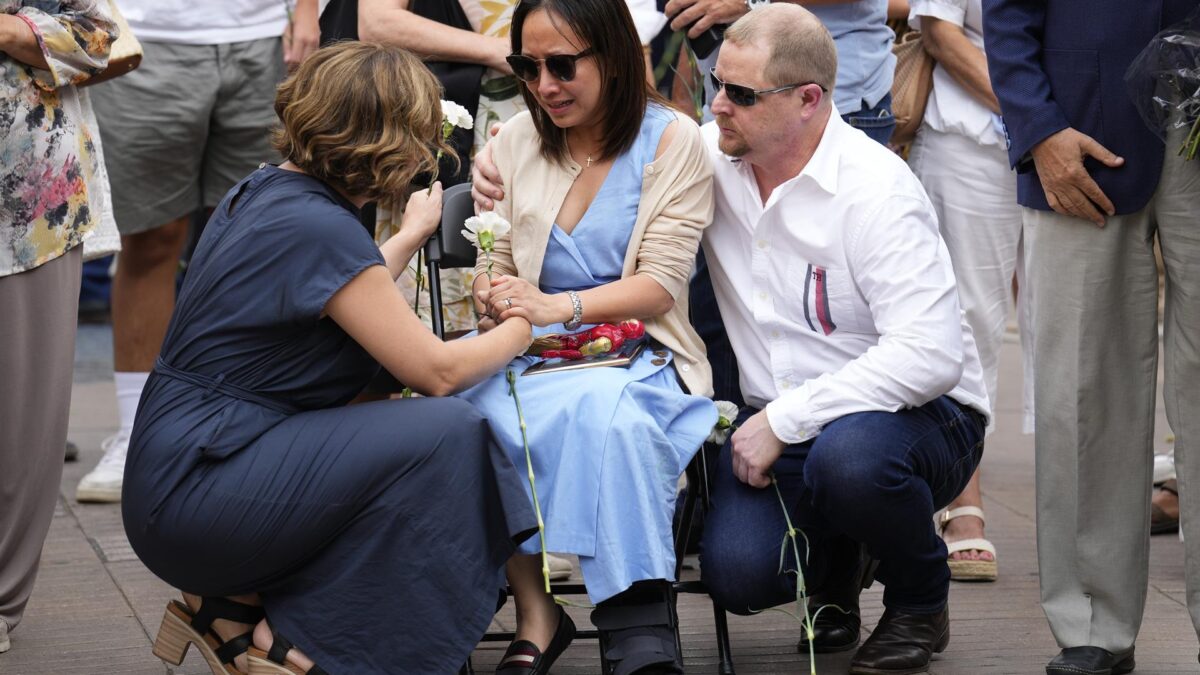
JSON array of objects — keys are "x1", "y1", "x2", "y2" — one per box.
[
  {"x1": 0, "y1": 246, "x2": 81, "y2": 631},
  {"x1": 1027, "y1": 138, "x2": 1200, "y2": 652}
]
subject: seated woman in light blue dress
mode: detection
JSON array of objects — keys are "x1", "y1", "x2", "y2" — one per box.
[{"x1": 454, "y1": 1, "x2": 716, "y2": 674}]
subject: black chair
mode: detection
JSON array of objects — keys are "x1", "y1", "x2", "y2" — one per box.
[
  {"x1": 424, "y1": 182, "x2": 479, "y2": 339},
  {"x1": 433, "y1": 184, "x2": 736, "y2": 673}
]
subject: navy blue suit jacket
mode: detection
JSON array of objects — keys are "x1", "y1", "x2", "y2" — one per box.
[{"x1": 983, "y1": 0, "x2": 1199, "y2": 213}]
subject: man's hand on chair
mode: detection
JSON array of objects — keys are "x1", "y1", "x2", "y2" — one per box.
[
  {"x1": 731, "y1": 410, "x2": 785, "y2": 488},
  {"x1": 471, "y1": 124, "x2": 506, "y2": 212}
]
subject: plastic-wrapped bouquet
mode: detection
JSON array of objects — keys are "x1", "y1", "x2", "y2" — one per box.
[{"x1": 1126, "y1": 7, "x2": 1200, "y2": 159}]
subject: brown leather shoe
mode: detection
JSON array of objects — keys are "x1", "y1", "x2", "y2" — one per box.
[{"x1": 848, "y1": 607, "x2": 949, "y2": 674}]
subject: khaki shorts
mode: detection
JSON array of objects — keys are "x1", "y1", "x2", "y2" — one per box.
[{"x1": 89, "y1": 38, "x2": 285, "y2": 235}]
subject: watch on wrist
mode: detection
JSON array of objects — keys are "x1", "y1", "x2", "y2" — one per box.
[
  {"x1": 746, "y1": 0, "x2": 770, "y2": 9},
  {"x1": 563, "y1": 290, "x2": 584, "y2": 331}
]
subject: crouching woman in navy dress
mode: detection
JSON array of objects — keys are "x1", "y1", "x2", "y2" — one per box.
[{"x1": 122, "y1": 42, "x2": 537, "y2": 675}]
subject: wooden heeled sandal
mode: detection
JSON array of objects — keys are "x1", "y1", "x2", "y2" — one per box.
[{"x1": 152, "y1": 597, "x2": 265, "y2": 675}]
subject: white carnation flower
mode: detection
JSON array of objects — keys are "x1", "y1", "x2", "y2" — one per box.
[
  {"x1": 440, "y1": 100, "x2": 474, "y2": 130},
  {"x1": 707, "y1": 400, "x2": 740, "y2": 446},
  {"x1": 462, "y1": 211, "x2": 512, "y2": 252}
]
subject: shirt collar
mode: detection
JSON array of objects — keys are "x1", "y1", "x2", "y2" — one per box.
[
  {"x1": 794, "y1": 107, "x2": 844, "y2": 196},
  {"x1": 723, "y1": 105, "x2": 844, "y2": 197}
]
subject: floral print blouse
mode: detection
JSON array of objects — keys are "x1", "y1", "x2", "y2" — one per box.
[{"x1": 1, "y1": 0, "x2": 115, "y2": 277}]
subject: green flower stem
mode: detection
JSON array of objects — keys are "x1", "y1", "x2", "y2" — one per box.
[
  {"x1": 507, "y1": 369, "x2": 551, "y2": 593},
  {"x1": 1183, "y1": 115, "x2": 1200, "y2": 160},
  {"x1": 772, "y1": 472, "x2": 819, "y2": 675}
]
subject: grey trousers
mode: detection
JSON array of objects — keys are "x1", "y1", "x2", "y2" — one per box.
[
  {"x1": 1026, "y1": 140, "x2": 1200, "y2": 652},
  {"x1": 0, "y1": 246, "x2": 81, "y2": 631}
]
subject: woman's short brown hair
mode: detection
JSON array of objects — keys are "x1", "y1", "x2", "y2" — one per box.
[
  {"x1": 272, "y1": 41, "x2": 453, "y2": 203},
  {"x1": 511, "y1": 0, "x2": 663, "y2": 163}
]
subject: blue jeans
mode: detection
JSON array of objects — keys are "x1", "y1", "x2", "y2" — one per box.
[
  {"x1": 842, "y1": 93, "x2": 895, "y2": 146},
  {"x1": 700, "y1": 395, "x2": 984, "y2": 615}
]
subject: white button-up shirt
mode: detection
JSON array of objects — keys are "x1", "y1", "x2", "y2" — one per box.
[{"x1": 700, "y1": 112, "x2": 991, "y2": 444}]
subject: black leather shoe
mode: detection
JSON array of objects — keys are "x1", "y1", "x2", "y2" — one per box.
[
  {"x1": 797, "y1": 541, "x2": 876, "y2": 654},
  {"x1": 1045, "y1": 647, "x2": 1135, "y2": 675},
  {"x1": 847, "y1": 607, "x2": 949, "y2": 675},
  {"x1": 496, "y1": 608, "x2": 576, "y2": 675},
  {"x1": 798, "y1": 595, "x2": 862, "y2": 653}
]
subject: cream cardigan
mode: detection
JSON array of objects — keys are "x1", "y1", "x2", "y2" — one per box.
[{"x1": 477, "y1": 108, "x2": 715, "y2": 396}]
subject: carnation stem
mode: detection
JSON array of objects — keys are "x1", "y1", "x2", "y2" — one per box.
[
  {"x1": 507, "y1": 369, "x2": 552, "y2": 593},
  {"x1": 772, "y1": 472, "x2": 818, "y2": 675}
]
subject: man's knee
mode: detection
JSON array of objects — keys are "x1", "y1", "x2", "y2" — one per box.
[
  {"x1": 700, "y1": 523, "x2": 796, "y2": 615},
  {"x1": 804, "y1": 418, "x2": 901, "y2": 512}
]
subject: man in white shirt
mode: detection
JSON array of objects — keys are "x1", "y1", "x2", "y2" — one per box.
[
  {"x1": 695, "y1": 6, "x2": 989, "y2": 674},
  {"x1": 470, "y1": 6, "x2": 988, "y2": 672}
]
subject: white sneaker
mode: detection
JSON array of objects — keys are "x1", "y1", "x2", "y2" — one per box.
[
  {"x1": 1154, "y1": 453, "x2": 1176, "y2": 485},
  {"x1": 1, "y1": 618, "x2": 10, "y2": 653},
  {"x1": 75, "y1": 432, "x2": 129, "y2": 503}
]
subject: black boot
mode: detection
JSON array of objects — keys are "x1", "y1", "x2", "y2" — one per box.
[
  {"x1": 592, "y1": 580, "x2": 683, "y2": 675},
  {"x1": 848, "y1": 607, "x2": 949, "y2": 674}
]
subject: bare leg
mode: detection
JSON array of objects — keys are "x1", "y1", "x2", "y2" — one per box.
[
  {"x1": 507, "y1": 554, "x2": 560, "y2": 650},
  {"x1": 942, "y1": 468, "x2": 994, "y2": 562},
  {"x1": 111, "y1": 216, "x2": 192, "y2": 372}
]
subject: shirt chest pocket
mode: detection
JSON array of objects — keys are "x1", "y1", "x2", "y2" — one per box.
[{"x1": 783, "y1": 262, "x2": 870, "y2": 336}]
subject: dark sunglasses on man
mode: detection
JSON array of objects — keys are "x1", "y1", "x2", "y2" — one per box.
[
  {"x1": 709, "y1": 68, "x2": 827, "y2": 107},
  {"x1": 507, "y1": 48, "x2": 595, "y2": 83}
]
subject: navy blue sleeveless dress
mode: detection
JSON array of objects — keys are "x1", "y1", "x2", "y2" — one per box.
[{"x1": 121, "y1": 165, "x2": 536, "y2": 674}]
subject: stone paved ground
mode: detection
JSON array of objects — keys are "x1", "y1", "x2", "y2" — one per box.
[{"x1": 2, "y1": 324, "x2": 1194, "y2": 674}]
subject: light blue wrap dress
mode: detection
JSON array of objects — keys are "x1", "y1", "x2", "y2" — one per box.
[{"x1": 456, "y1": 105, "x2": 717, "y2": 603}]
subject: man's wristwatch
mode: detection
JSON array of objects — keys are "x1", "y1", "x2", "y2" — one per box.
[
  {"x1": 746, "y1": 0, "x2": 770, "y2": 9},
  {"x1": 563, "y1": 290, "x2": 584, "y2": 330}
]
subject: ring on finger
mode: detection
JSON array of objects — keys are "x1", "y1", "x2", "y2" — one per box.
[{"x1": 504, "y1": 298, "x2": 513, "y2": 309}]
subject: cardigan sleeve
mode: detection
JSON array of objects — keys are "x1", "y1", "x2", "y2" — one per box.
[
  {"x1": 633, "y1": 115, "x2": 714, "y2": 301},
  {"x1": 472, "y1": 116, "x2": 521, "y2": 281}
]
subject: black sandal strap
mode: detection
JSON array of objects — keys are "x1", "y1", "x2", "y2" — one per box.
[
  {"x1": 267, "y1": 630, "x2": 293, "y2": 664},
  {"x1": 266, "y1": 630, "x2": 330, "y2": 675},
  {"x1": 214, "y1": 631, "x2": 255, "y2": 664},
  {"x1": 190, "y1": 597, "x2": 266, "y2": 634}
]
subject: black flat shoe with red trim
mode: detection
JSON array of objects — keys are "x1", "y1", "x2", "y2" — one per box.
[{"x1": 496, "y1": 608, "x2": 576, "y2": 675}]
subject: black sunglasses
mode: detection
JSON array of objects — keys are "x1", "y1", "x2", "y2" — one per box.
[
  {"x1": 709, "y1": 68, "x2": 827, "y2": 106},
  {"x1": 507, "y1": 48, "x2": 595, "y2": 83}
]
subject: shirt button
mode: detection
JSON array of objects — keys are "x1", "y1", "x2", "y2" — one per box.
[
  {"x1": 771, "y1": 330, "x2": 780, "y2": 339},
  {"x1": 757, "y1": 292, "x2": 768, "y2": 301},
  {"x1": 646, "y1": 166, "x2": 655, "y2": 175},
  {"x1": 680, "y1": 364, "x2": 690, "y2": 372},
  {"x1": 757, "y1": 240, "x2": 767, "y2": 249}
]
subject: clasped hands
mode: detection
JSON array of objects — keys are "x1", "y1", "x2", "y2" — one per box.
[{"x1": 475, "y1": 275, "x2": 571, "y2": 331}]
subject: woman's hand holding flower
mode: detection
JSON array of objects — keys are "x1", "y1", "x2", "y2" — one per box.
[
  {"x1": 399, "y1": 181, "x2": 443, "y2": 245},
  {"x1": 488, "y1": 275, "x2": 572, "y2": 327}
]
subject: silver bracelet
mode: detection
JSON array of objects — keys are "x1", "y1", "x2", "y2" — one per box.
[{"x1": 563, "y1": 290, "x2": 584, "y2": 330}]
